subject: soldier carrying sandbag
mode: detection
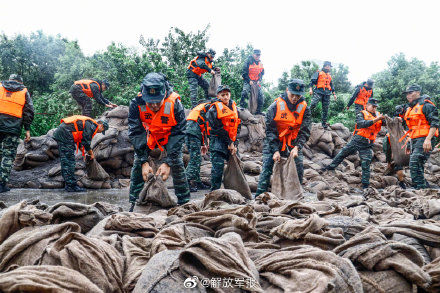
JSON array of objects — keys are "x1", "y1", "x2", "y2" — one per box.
[
  {"x1": 240, "y1": 49, "x2": 265, "y2": 114},
  {"x1": 187, "y1": 49, "x2": 217, "y2": 107},
  {"x1": 255, "y1": 79, "x2": 311, "y2": 197},
  {"x1": 128, "y1": 73, "x2": 190, "y2": 210},
  {"x1": 53, "y1": 116, "x2": 109, "y2": 192},
  {"x1": 0, "y1": 74, "x2": 34, "y2": 193}
]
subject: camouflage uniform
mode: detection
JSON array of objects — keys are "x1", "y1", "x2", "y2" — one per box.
[
  {"x1": 309, "y1": 69, "x2": 335, "y2": 126},
  {"x1": 187, "y1": 54, "x2": 213, "y2": 107},
  {"x1": 240, "y1": 55, "x2": 265, "y2": 113},
  {"x1": 255, "y1": 92, "x2": 311, "y2": 196},
  {"x1": 70, "y1": 79, "x2": 110, "y2": 118},
  {"x1": 346, "y1": 82, "x2": 374, "y2": 115},
  {"x1": 0, "y1": 134, "x2": 20, "y2": 185}
]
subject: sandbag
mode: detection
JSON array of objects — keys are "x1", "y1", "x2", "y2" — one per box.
[
  {"x1": 385, "y1": 116, "x2": 410, "y2": 166},
  {"x1": 271, "y1": 152, "x2": 303, "y2": 200},
  {"x1": 223, "y1": 154, "x2": 252, "y2": 200},
  {"x1": 86, "y1": 158, "x2": 110, "y2": 180},
  {"x1": 122, "y1": 235, "x2": 152, "y2": 292},
  {"x1": 48, "y1": 202, "x2": 105, "y2": 233},
  {"x1": 359, "y1": 270, "x2": 413, "y2": 293},
  {"x1": 138, "y1": 174, "x2": 177, "y2": 208},
  {"x1": 207, "y1": 68, "x2": 221, "y2": 97},
  {"x1": 249, "y1": 83, "x2": 260, "y2": 114}
]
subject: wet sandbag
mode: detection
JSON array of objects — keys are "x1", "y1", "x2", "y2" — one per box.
[
  {"x1": 223, "y1": 154, "x2": 252, "y2": 200},
  {"x1": 48, "y1": 202, "x2": 104, "y2": 233},
  {"x1": 0, "y1": 265, "x2": 104, "y2": 293},
  {"x1": 86, "y1": 158, "x2": 110, "y2": 180},
  {"x1": 385, "y1": 116, "x2": 410, "y2": 166},
  {"x1": 424, "y1": 256, "x2": 440, "y2": 293},
  {"x1": 271, "y1": 153, "x2": 303, "y2": 200},
  {"x1": 249, "y1": 83, "x2": 260, "y2": 114},
  {"x1": 121, "y1": 235, "x2": 152, "y2": 292},
  {"x1": 207, "y1": 68, "x2": 221, "y2": 97},
  {"x1": 358, "y1": 270, "x2": 413, "y2": 293},
  {"x1": 138, "y1": 174, "x2": 177, "y2": 208},
  {"x1": 392, "y1": 233, "x2": 431, "y2": 265}
]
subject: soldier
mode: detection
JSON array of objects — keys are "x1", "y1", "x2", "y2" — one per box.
[
  {"x1": 401, "y1": 85, "x2": 439, "y2": 189},
  {"x1": 53, "y1": 115, "x2": 108, "y2": 192},
  {"x1": 346, "y1": 79, "x2": 374, "y2": 114},
  {"x1": 322, "y1": 98, "x2": 385, "y2": 189},
  {"x1": 206, "y1": 85, "x2": 241, "y2": 191},
  {"x1": 70, "y1": 79, "x2": 117, "y2": 118},
  {"x1": 187, "y1": 49, "x2": 216, "y2": 107},
  {"x1": 0, "y1": 74, "x2": 34, "y2": 193},
  {"x1": 185, "y1": 101, "x2": 212, "y2": 192},
  {"x1": 240, "y1": 49, "x2": 265, "y2": 114},
  {"x1": 255, "y1": 79, "x2": 311, "y2": 197},
  {"x1": 128, "y1": 73, "x2": 190, "y2": 210},
  {"x1": 309, "y1": 61, "x2": 337, "y2": 129}
]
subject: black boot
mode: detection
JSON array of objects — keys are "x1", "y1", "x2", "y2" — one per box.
[
  {"x1": 65, "y1": 184, "x2": 86, "y2": 192},
  {"x1": 196, "y1": 181, "x2": 210, "y2": 190},
  {"x1": 399, "y1": 181, "x2": 406, "y2": 189},
  {"x1": 189, "y1": 180, "x2": 198, "y2": 193},
  {"x1": 0, "y1": 183, "x2": 5, "y2": 193},
  {"x1": 322, "y1": 122, "x2": 330, "y2": 130}
]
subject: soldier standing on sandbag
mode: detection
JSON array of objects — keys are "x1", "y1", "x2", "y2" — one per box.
[
  {"x1": 240, "y1": 49, "x2": 265, "y2": 114},
  {"x1": 0, "y1": 74, "x2": 34, "y2": 193},
  {"x1": 255, "y1": 79, "x2": 311, "y2": 197},
  {"x1": 185, "y1": 101, "x2": 212, "y2": 192},
  {"x1": 70, "y1": 79, "x2": 117, "y2": 118},
  {"x1": 206, "y1": 85, "x2": 241, "y2": 191},
  {"x1": 128, "y1": 73, "x2": 190, "y2": 209},
  {"x1": 346, "y1": 79, "x2": 374, "y2": 114},
  {"x1": 187, "y1": 49, "x2": 216, "y2": 107},
  {"x1": 401, "y1": 85, "x2": 439, "y2": 189},
  {"x1": 53, "y1": 116, "x2": 109, "y2": 192},
  {"x1": 309, "y1": 61, "x2": 337, "y2": 129},
  {"x1": 322, "y1": 98, "x2": 385, "y2": 189}
]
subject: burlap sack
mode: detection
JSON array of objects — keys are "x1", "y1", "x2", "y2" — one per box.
[
  {"x1": 208, "y1": 69, "x2": 221, "y2": 97},
  {"x1": 138, "y1": 174, "x2": 177, "y2": 208},
  {"x1": 224, "y1": 154, "x2": 252, "y2": 200},
  {"x1": 86, "y1": 158, "x2": 110, "y2": 180},
  {"x1": 359, "y1": 270, "x2": 413, "y2": 293},
  {"x1": 249, "y1": 83, "x2": 260, "y2": 114},
  {"x1": 271, "y1": 152, "x2": 303, "y2": 200},
  {"x1": 385, "y1": 116, "x2": 410, "y2": 166},
  {"x1": 48, "y1": 202, "x2": 104, "y2": 233}
]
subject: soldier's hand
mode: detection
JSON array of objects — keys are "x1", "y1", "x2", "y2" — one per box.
[
  {"x1": 142, "y1": 162, "x2": 154, "y2": 181},
  {"x1": 24, "y1": 130, "x2": 31, "y2": 143},
  {"x1": 273, "y1": 151, "x2": 281, "y2": 162},
  {"x1": 201, "y1": 145, "x2": 208, "y2": 155},
  {"x1": 333, "y1": 94, "x2": 337, "y2": 101},
  {"x1": 397, "y1": 117, "x2": 403, "y2": 122},
  {"x1": 210, "y1": 70, "x2": 215, "y2": 75},
  {"x1": 309, "y1": 88, "x2": 313, "y2": 96},
  {"x1": 436, "y1": 142, "x2": 440, "y2": 148},
  {"x1": 423, "y1": 138, "x2": 432, "y2": 153},
  {"x1": 345, "y1": 106, "x2": 349, "y2": 111},
  {"x1": 291, "y1": 146, "x2": 299, "y2": 159},
  {"x1": 105, "y1": 104, "x2": 114, "y2": 108},
  {"x1": 110, "y1": 103, "x2": 118, "y2": 108},
  {"x1": 250, "y1": 81, "x2": 254, "y2": 85},
  {"x1": 228, "y1": 143, "x2": 237, "y2": 155},
  {"x1": 156, "y1": 163, "x2": 171, "y2": 181}
]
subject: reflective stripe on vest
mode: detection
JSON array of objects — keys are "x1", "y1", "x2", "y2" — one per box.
[
  {"x1": 74, "y1": 79, "x2": 101, "y2": 98},
  {"x1": 60, "y1": 115, "x2": 99, "y2": 156},
  {"x1": 248, "y1": 62, "x2": 264, "y2": 81},
  {"x1": 273, "y1": 97, "x2": 308, "y2": 151},
  {"x1": 316, "y1": 71, "x2": 332, "y2": 90},
  {"x1": 187, "y1": 56, "x2": 213, "y2": 76},
  {"x1": 138, "y1": 92, "x2": 180, "y2": 151},
  {"x1": 0, "y1": 84, "x2": 27, "y2": 118},
  {"x1": 402, "y1": 100, "x2": 439, "y2": 139},
  {"x1": 354, "y1": 86, "x2": 373, "y2": 107},
  {"x1": 354, "y1": 110, "x2": 382, "y2": 142},
  {"x1": 213, "y1": 101, "x2": 240, "y2": 142}
]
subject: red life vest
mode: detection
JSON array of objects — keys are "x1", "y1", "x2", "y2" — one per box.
[
  {"x1": 248, "y1": 61, "x2": 264, "y2": 81},
  {"x1": 273, "y1": 97, "x2": 308, "y2": 151},
  {"x1": 60, "y1": 115, "x2": 99, "y2": 156},
  {"x1": 316, "y1": 71, "x2": 332, "y2": 90},
  {"x1": 187, "y1": 102, "x2": 212, "y2": 143},
  {"x1": 74, "y1": 79, "x2": 100, "y2": 98},
  {"x1": 354, "y1": 86, "x2": 373, "y2": 108},
  {"x1": 353, "y1": 110, "x2": 382, "y2": 142},
  {"x1": 213, "y1": 100, "x2": 240, "y2": 142},
  {"x1": 0, "y1": 83, "x2": 27, "y2": 118},
  {"x1": 187, "y1": 56, "x2": 213, "y2": 76},
  {"x1": 402, "y1": 100, "x2": 439, "y2": 139},
  {"x1": 138, "y1": 92, "x2": 181, "y2": 151}
]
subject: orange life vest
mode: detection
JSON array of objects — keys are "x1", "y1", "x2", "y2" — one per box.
[
  {"x1": 188, "y1": 56, "x2": 213, "y2": 76},
  {"x1": 138, "y1": 92, "x2": 181, "y2": 151},
  {"x1": 248, "y1": 61, "x2": 264, "y2": 81},
  {"x1": 402, "y1": 100, "x2": 439, "y2": 139},
  {"x1": 213, "y1": 100, "x2": 240, "y2": 142},
  {"x1": 74, "y1": 79, "x2": 100, "y2": 98},
  {"x1": 60, "y1": 115, "x2": 100, "y2": 156},
  {"x1": 354, "y1": 86, "x2": 373, "y2": 107},
  {"x1": 354, "y1": 110, "x2": 382, "y2": 142},
  {"x1": 316, "y1": 71, "x2": 332, "y2": 90},
  {"x1": 0, "y1": 84, "x2": 27, "y2": 118},
  {"x1": 273, "y1": 97, "x2": 308, "y2": 151},
  {"x1": 187, "y1": 103, "x2": 212, "y2": 142}
]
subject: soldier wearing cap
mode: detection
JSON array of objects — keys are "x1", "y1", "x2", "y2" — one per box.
[
  {"x1": 401, "y1": 84, "x2": 439, "y2": 189},
  {"x1": 323, "y1": 98, "x2": 385, "y2": 189},
  {"x1": 70, "y1": 78, "x2": 117, "y2": 118},
  {"x1": 206, "y1": 85, "x2": 241, "y2": 191},
  {"x1": 309, "y1": 61, "x2": 337, "y2": 129},
  {"x1": 255, "y1": 79, "x2": 311, "y2": 197},
  {"x1": 0, "y1": 74, "x2": 34, "y2": 193},
  {"x1": 187, "y1": 49, "x2": 217, "y2": 107},
  {"x1": 240, "y1": 49, "x2": 265, "y2": 114},
  {"x1": 128, "y1": 73, "x2": 190, "y2": 209},
  {"x1": 53, "y1": 116, "x2": 109, "y2": 192},
  {"x1": 346, "y1": 79, "x2": 375, "y2": 114}
]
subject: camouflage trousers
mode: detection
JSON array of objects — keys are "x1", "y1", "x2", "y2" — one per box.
[
  {"x1": 310, "y1": 92, "x2": 330, "y2": 125},
  {"x1": 71, "y1": 87, "x2": 94, "y2": 118},
  {"x1": 186, "y1": 134, "x2": 203, "y2": 183},
  {"x1": 187, "y1": 74, "x2": 209, "y2": 108},
  {"x1": 255, "y1": 148, "x2": 304, "y2": 197},
  {"x1": 409, "y1": 137, "x2": 431, "y2": 189},
  {"x1": 57, "y1": 141, "x2": 77, "y2": 187},
  {"x1": 210, "y1": 150, "x2": 230, "y2": 191},
  {"x1": 354, "y1": 104, "x2": 364, "y2": 116},
  {"x1": 129, "y1": 152, "x2": 190, "y2": 204},
  {"x1": 0, "y1": 133, "x2": 20, "y2": 184},
  {"x1": 240, "y1": 82, "x2": 264, "y2": 112},
  {"x1": 328, "y1": 136, "x2": 373, "y2": 186}
]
